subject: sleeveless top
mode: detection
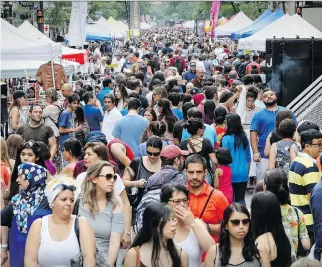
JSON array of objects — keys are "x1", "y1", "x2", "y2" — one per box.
[
  {"x1": 275, "y1": 140, "x2": 299, "y2": 174},
  {"x1": 38, "y1": 215, "x2": 80, "y2": 267},
  {"x1": 175, "y1": 229, "x2": 202, "y2": 267},
  {"x1": 8, "y1": 107, "x2": 28, "y2": 134},
  {"x1": 215, "y1": 244, "x2": 261, "y2": 267}
]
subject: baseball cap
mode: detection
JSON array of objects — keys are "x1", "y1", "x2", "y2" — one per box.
[
  {"x1": 160, "y1": 145, "x2": 189, "y2": 159},
  {"x1": 13, "y1": 90, "x2": 26, "y2": 100}
]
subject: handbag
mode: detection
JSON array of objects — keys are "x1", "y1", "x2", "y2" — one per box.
[
  {"x1": 71, "y1": 215, "x2": 110, "y2": 267},
  {"x1": 294, "y1": 207, "x2": 309, "y2": 258},
  {"x1": 126, "y1": 158, "x2": 142, "y2": 206}
]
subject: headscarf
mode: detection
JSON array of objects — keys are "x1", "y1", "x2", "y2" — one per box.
[
  {"x1": 45, "y1": 177, "x2": 76, "y2": 208},
  {"x1": 84, "y1": 131, "x2": 107, "y2": 145},
  {"x1": 11, "y1": 163, "x2": 47, "y2": 234}
]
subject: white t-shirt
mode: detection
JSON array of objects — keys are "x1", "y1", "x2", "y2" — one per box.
[{"x1": 76, "y1": 172, "x2": 125, "y2": 203}]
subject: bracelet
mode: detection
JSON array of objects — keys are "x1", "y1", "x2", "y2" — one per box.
[
  {"x1": 124, "y1": 232, "x2": 131, "y2": 236},
  {"x1": 0, "y1": 244, "x2": 8, "y2": 249}
]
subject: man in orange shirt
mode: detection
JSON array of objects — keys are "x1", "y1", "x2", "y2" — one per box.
[{"x1": 186, "y1": 154, "x2": 229, "y2": 242}]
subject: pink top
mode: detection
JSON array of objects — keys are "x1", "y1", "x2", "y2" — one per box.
[
  {"x1": 67, "y1": 162, "x2": 77, "y2": 171},
  {"x1": 217, "y1": 165, "x2": 233, "y2": 204}
]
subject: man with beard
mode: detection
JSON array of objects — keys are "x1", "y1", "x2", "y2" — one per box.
[
  {"x1": 186, "y1": 154, "x2": 229, "y2": 261},
  {"x1": 16, "y1": 105, "x2": 56, "y2": 161},
  {"x1": 250, "y1": 88, "x2": 296, "y2": 181},
  {"x1": 135, "y1": 145, "x2": 189, "y2": 230},
  {"x1": 191, "y1": 68, "x2": 205, "y2": 89}
]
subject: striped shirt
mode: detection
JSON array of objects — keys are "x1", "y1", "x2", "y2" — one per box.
[{"x1": 289, "y1": 153, "x2": 321, "y2": 233}]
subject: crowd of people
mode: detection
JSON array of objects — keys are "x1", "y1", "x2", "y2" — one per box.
[{"x1": 1, "y1": 26, "x2": 322, "y2": 267}]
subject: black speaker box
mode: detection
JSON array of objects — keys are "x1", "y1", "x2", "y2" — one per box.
[
  {"x1": 1, "y1": 83, "x2": 8, "y2": 124},
  {"x1": 265, "y1": 38, "x2": 322, "y2": 106}
]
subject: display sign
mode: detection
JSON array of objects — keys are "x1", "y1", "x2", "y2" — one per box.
[{"x1": 130, "y1": 1, "x2": 140, "y2": 37}]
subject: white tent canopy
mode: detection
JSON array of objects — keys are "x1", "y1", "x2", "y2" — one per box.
[
  {"x1": 215, "y1": 12, "x2": 253, "y2": 36},
  {"x1": 1, "y1": 18, "x2": 61, "y2": 61},
  {"x1": 183, "y1": 20, "x2": 195, "y2": 29},
  {"x1": 238, "y1": 14, "x2": 322, "y2": 51},
  {"x1": 97, "y1": 17, "x2": 126, "y2": 38},
  {"x1": 18, "y1": 20, "x2": 85, "y2": 56},
  {"x1": 140, "y1": 21, "x2": 153, "y2": 30}
]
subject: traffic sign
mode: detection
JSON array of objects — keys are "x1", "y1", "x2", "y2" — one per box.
[
  {"x1": 37, "y1": 9, "x2": 43, "y2": 17},
  {"x1": 37, "y1": 9, "x2": 44, "y2": 24},
  {"x1": 44, "y1": 24, "x2": 49, "y2": 35}
]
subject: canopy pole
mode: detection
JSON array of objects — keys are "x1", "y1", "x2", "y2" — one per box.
[{"x1": 51, "y1": 60, "x2": 56, "y2": 90}]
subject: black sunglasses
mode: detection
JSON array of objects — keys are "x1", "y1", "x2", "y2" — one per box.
[
  {"x1": 98, "y1": 173, "x2": 117, "y2": 181},
  {"x1": 54, "y1": 183, "x2": 77, "y2": 192},
  {"x1": 229, "y1": 219, "x2": 250, "y2": 226},
  {"x1": 146, "y1": 151, "x2": 161, "y2": 156}
]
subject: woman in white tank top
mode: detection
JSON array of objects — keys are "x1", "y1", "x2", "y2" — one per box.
[
  {"x1": 160, "y1": 184, "x2": 215, "y2": 267},
  {"x1": 24, "y1": 177, "x2": 96, "y2": 267}
]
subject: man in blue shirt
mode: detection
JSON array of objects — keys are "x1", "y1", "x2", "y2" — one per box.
[
  {"x1": 59, "y1": 94, "x2": 81, "y2": 153},
  {"x1": 250, "y1": 88, "x2": 296, "y2": 180},
  {"x1": 183, "y1": 61, "x2": 197, "y2": 82},
  {"x1": 311, "y1": 168, "x2": 322, "y2": 263},
  {"x1": 97, "y1": 78, "x2": 112, "y2": 107},
  {"x1": 181, "y1": 107, "x2": 217, "y2": 146},
  {"x1": 113, "y1": 98, "x2": 149, "y2": 152},
  {"x1": 83, "y1": 92, "x2": 103, "y2": 131}
]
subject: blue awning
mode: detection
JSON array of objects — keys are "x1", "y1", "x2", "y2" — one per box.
[{"x1": 231, "y1": 9, "x2": 273, "y2": 40}]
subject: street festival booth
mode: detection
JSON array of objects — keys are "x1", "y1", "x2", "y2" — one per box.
[
  {"x1": 183, "y1": 21, "x2": 195, "y2": 29},
  {"x1": 236, "y1": 8, "x2": 285, "y2": 39},
  {"x1": 140, "y1": 21, "x2": 153, "y2": 30},
  {"x1": 238, "y1": 14, "x2": 322, "y2": 51},
  {"x1": 106, "y1": 16, "x2": 129, "y2": 36},
  {"x1": 0, "y1": 19, "x2": 78, "y2": 80},
  {"x1": 215, "y1": 12, "x2": 253, "y2": 37},
  {"x1": 231, "y1": 8, "x2": 273, "y2": 39},
  {"x1": 97, "y1": 17, "x2": 127, "y2": 39},
  {"x1": 85, "y1": 22, "x2": 114, "y2": 41},
  {"x1": 18, "y1": 20, "x2": 86, "y2": 64}
]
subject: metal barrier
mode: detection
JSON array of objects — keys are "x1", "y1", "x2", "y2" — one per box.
[{"x1": 286, "y1": 75, "x2": 322, "y2": 129}]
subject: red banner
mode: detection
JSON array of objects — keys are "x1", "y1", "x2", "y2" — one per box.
[
  {"x1": 210, "y1": 0, "x2": 222, "y2": 38},
  {"x1": 61, "y1": 53, "x2": 85, "y2": 64}
]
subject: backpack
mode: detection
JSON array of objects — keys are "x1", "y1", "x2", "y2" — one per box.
[
  {"x1": 45, "y1": 104, "x2": 63, "y2": 129},
  {"x1": 172, "y1": 57, "x2": 184, "y2": 75},
  {"x1": 136, "y1": 169, "x2": 181, "y2": 230}
]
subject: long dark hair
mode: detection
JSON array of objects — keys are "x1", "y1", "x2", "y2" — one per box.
[
  {"x1": 224, "y1": 114, "x2": 248, "y2": 150},
  {"x1": 219, "y1": 203, "x2": 260, "y2": 265},
  {"x1": 75, "y1": 106, "x2": 85, "y2": 124},
  {"x1": 251, "y1": 192, "x2": 292, "y2": 267},
  {"x1": 204, "y1": 101, "x2": 216, "y2": 125},
  {"x1": 130, "y1": 202, "x2": 182, "y2": 267},
  {"x1": 214, "y1": 106, "x2": 228, "y2": 125},
  {"x1": 10, "y1": 140, "x2": 46, "y2": 198},
  {"x1": 157, "y1": 99, "x2": 177, "y2": 133},
  {"x1": 114, "y1": 84, "x2": 128, "y2": 108},
  {"x1": 263, "y1": 169, "x2": 289, "y2": 205}
]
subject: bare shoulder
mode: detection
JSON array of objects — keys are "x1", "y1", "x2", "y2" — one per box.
[{"x1": 256, "y1": 232, "x2": 275, "y2": 251}]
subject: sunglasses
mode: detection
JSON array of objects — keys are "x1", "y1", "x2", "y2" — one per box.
[
  {"x1": 146, "y1": 151, "x2": 161, "y2": 156},
  {"x1": 54, "y1": 183, "x2": 77, "y2": 192},
  {"x1": 229, "y1": 219, "x2": 250, "y2": 226},
  {"x1": 190, "y1": 65, "x2": 196, "y2": 67},
  {"x1": 20, "y1": 141, "x2": 39, "y2": 150},
  {"x1": 98, "y1": 173, "x2": 117, "y2": 181}
]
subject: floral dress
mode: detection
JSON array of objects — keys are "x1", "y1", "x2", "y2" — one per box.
[{"x1": 281, "y1": 204, "x2": 309, "y2": 261}]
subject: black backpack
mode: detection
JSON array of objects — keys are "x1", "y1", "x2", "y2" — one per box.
[{"x1": 172, "y1": 57, "x2": 184, "y2": 75}]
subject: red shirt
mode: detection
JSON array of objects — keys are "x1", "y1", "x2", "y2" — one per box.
[
  {"x1": 188, "y1": 181, "x2": 229, "y2": 261},
  {"x1": 188, "y1": 181, "x2": 229, "y2": 241},
  {"x1": 169, "y1": 56, "x2": 186, "y2": 71},
  {"x1": 246, "y1": 62, "x2": 261, "y2": 74}
]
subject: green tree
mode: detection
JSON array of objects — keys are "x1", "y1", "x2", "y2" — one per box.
[{"x1": 44, "y1": 2, "x2": 71, "y2": 36}]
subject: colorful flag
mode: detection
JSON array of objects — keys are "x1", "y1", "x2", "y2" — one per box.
[{"x1": 210, "y1": 0, "x2": 222, "y2": 38}]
